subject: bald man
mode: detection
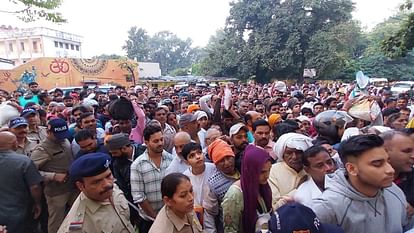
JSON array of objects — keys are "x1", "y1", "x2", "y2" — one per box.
[
  {"x1": 244, "y1": 111, "x2": 262, "y2": 143},
  {"x1": 0, "y1": 132, "x2": 43, "y2": 233},
  {"x1": 245, "y1": 111, "x2": 262, "y2": 130},
  {"x1": 203, "y1": 128, "x2": 222, "y2": 163},
  {"x1": 205, "y1": 128, "x2": 222, "y2": 148},
  {"x1": 166, "y1": 131, "x2": 192, "y2": 174},
  {"x1": 0, "y1": 131, "x2": 18, "y2": 150}
]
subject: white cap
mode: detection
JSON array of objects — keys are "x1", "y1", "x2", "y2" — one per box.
[
  {"x1": 296, "y1": 115, "x2": 311, "y2": 122},
  {"x1": 301, "y1": 102, "x2": 315, "y2": 110},
  {"x1": 134, "y1": 85, "x2": 142, "y2": 92},
  {"x1": 83, "y1": 98, "x2": 98, "y2": 107},
  {"x1": 229, "y1": 123, "x2": 249, "y2": 137},
  {"x1": 274, "y1": 81, "x2": 287, "y2": 92},
  {"x1": 194, "y1": 110, "x2": 208, "y2": 121}
]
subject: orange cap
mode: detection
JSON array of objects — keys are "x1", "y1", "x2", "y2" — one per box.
[
  {"x1": 208, "y1": 139, "x2": 235, "y2": 164},
  {"x1": 268, "y1": 114, "x2": 282, "y2": 128},
  {"x1": 187, "y1": 104, "x2": 200, "y2": 113}
]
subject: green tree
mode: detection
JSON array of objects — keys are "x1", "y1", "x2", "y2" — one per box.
[
  {"x1": 117, "y1": 58, "x2": 138, "y2": 85},
  {"x1": 357, "y1": 11, "x2": 414, "y2": 80},
  {"x1": 1, "y1": 0, "x2": 66, "y2": 22},
  {"x1": 381, "y1": 1, "x2": 414, "y2": 58},
  {"x1": 122, "y1": 27, "x2": 151, "y2": 61},
  {"x1": 123, "y1": 27, "x2": 202, "y2": 75},
  {"x1": 149, "y1": 31, "x2": 194, "y2": 74},
  {"x1": 358, "y1": 52, "x2": 414, "y2": 80},
  {"x1": 170, "y1": 67, "x2": 190, "y2": 76},
  {"x1": 305, "y1": 21, "x2": 367, "y2": 79},
  {"x1": 199, "y1": 0, "x2": 355, "y2": 83},
  {"x1": 93, "y1": 54, "x2": 124, "y2": 59},
  {"x1": 198, "y1": 29, "x2": 242, "y2": 78},
  {"x1": 191, "y1": 63, "x2": 203, "y2": 76},
  {"x1": 187, "y1": 47, "x2": 207, "y2": 65}
]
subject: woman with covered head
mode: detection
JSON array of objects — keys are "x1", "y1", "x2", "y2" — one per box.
[
  {"x1": 222, "y1": 145, "x2": 272, "y2": 233},
  {"x1": 269, "y1": 133, "x2": 313, "y2": 210}
]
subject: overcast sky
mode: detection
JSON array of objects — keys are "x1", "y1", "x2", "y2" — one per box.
[{"x1": 1, "y1": 0, "x2": 403, "y2": 57}]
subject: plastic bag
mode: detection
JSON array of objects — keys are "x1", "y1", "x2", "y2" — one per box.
[
  {"x1": 348, "y1": 99, "x2": 381, "y2": 122},
  {"x1": 0, "y1": 102, "x2": 20, "y2": 128},
  {"x1": 223, "y1": 86, "x2": 232, "y2": 110}
]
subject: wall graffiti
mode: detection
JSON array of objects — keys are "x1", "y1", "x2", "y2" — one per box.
[
  {"x1": 0, "y1": 57, "x2": 138, "y2": 91},
  {"x1": 0, "y1": 71, "x2": 11, "y2": 85},
  {"x1": 49, "y1": 59, "x2": 69, "y2": 74},
  {"x1": 70, "y1": 58, "x2": 107, "y2": 75},
  {"x1": 2, "y1": 71, "x2": 11, "y2": 81},
  {"x1": 41, "y1": 72, "x2": 50, "y2": 78},
  {"x1": 20, "y1": 66, "x2": 37, "y2": 84}
]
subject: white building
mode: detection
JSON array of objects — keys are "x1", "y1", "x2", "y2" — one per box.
[
  {"x1": 0, "y1": 58, "x2": 14, "y2": 69},
  {"x1": 138, "y1": 62, "x2": 162, "y2": 78},
  {"x1": 0, "y1": 25, "x2": 83, "y2": 66}
]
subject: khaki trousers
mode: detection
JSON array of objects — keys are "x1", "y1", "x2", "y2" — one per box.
[{"x1": 45, "y1": 191, "x2": 78, "y2": 233}]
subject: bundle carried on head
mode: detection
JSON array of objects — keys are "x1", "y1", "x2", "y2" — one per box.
[
  {"x1": 108, "y1": 96, "x2": 134, "y2": 120},
  {"x1": 0, "y1": 102, "x2": 20, "y2": 128}
]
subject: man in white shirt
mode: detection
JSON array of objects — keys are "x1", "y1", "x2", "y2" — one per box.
[
  {"x1": 294, "y1": 145, "x2": 336, "y2": 208},
  {"x1": 269, "y1": 133, "x2": 313, "y2": 209},
  {"x1": 166, "y1": 131, "x2": 191, "y2": 174}
]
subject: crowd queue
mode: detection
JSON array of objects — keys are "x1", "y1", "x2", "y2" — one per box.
[{"x1": 0, "y1": 80, "x2": 414, "y2": 233}]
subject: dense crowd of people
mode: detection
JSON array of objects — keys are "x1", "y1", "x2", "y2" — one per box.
[{"x1": 1, "y1": 79, "x2": 414, "y2": 233}]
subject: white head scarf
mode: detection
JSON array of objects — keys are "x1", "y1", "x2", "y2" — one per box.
[
  {"x1": 341, "y1": 127, "x2": 360, "y2": 142},
  {"x1": 341, "y1": 126, "x2": 392, "y2": 142},
  {"x1": 273, "y1": 133, "x2": 313, "y2": 161}
]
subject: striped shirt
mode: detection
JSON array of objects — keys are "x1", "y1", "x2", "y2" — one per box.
[{"x1": 130, "y1": 149, "x2": 173, "y2": 213}]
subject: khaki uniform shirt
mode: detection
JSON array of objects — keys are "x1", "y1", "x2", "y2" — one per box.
[
  {"x1": 149, "y1": 206, "x2": 203, "y2": 233},
  {"x1": 57, "y1": 185, "x2": 135, "y2": 233},
  {"x1": 16, "y1": 137, "x2": 39, "y2": 157},
  {"x1": 27, "y1": 126, "x2": 47, "y2": 143},
  {"x1": 31, "y1": 138, "x2": 74, "y2": 196}
]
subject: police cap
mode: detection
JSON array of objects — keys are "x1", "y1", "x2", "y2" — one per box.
[{"x1": 70, "y1": 153, "x2": 111, "y2": 181}]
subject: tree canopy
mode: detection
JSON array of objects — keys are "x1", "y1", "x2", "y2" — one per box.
[
  {"x1": 123, "y1": 27, "x2": 205, "y2": 75},
  {"x1": 93, "y1": 54, "x2": 124, "y2": 60},
  {"x1": 198, "y1": 0, "x2": 356, "y2": 83},
  {"x1": 381, "y1": 1, "x2": 414, "y2": 58},
  {"x1": 195, "y1": 0, "x2": 414, "y2": 82},
  {"x1": 121, "y1": 1, "x2": 414, "y2": 82},
  {"x1": 1, "y1": 0, "x2": 66, "y2": 23},
  {"x1": 358, "y1": 11, "x2": 414, "y2": 80}
]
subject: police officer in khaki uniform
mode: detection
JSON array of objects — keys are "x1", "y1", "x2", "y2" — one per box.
[
  {"x1": 21, "y1": 108, "x2": 47, "y2": 143},
  {"x1": 7, "y1": 117, "x2": 38, "y2": 157},
  {"x1": 58, "y1": 152, "x2": 135, "y2": 233},
  {"x1": 31, "y1": 118, "x2": 78, "y2": 233},
  {"x1": 149, "y1": 173, "x2": 203, "y2": 233}
]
